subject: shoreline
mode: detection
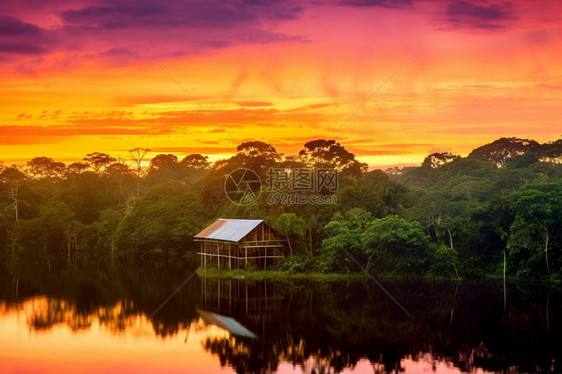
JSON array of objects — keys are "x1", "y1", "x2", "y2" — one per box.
[{"x1": 196, "y1": 268, "x2": 561, "y2": 285}]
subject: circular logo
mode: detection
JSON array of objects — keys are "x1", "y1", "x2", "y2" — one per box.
[{"x1": 224, "y1": 168, "x2": 262, "y2": 205}]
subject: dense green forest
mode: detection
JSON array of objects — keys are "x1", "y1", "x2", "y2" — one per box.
[{"x1": 1, "y1": 137, "x2": 561, "y2": 282}]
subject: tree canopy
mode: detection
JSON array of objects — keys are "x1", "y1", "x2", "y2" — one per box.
[{"x1": 0, "y1": 136, "x2": 560, "y2": 280}]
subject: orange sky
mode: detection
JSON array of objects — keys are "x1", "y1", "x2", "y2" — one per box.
[{"x1": 1, "y1": 0, "x2": 561, "y2": 168}]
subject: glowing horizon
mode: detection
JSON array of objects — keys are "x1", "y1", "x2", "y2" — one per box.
[{"x1": 1, "y1": 0, "x2": 561, "y2": 169}]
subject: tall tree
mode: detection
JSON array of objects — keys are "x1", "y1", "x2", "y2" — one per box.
[
  {"x1": 128, "y1": 148, "x2": 150, "y2": 195},
  {"x1": 275, "y1": 213, "x2": 306, "y2": 255},
  {"x1": 27, "y1": 157, "x2": 66, "y2": 179},
  {"x1": 469, "y1": 137, "x2": 542, "y2": 167},
  {"x1": 507, "y1": 183, "x2": 561, "y2": 276},
  {"x1": 236, "y1": 141, "x2": 281, "y2": 173},
  {"x1": 0, "y1": 168, "x2": 27, "y2": 223},
  {"x1": 83, "y1": 152, "x2": 116, "y2": 173},
  {"x1": 422, "y1": 152, "x2": 460, "y2": 168},
  {"x1": 539, "y1": 138, "x2": 562, "y2": 163},
  {"x1": 129, "y1": 148, "x2": 150, "y2": 174},
  {"x1": 299, "y1": 139, "x2": 367, "y2": 177},
  {"x1": 150, "y1": 154, "x2": 178, "y2": 170},
  {"x1": 180, "y1": 154, "x2": 211, "y2": 169}
]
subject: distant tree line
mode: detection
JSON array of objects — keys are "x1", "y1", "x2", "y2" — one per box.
[{"x1": 0, "y1": 137, "x2": 560, "y2": 282}]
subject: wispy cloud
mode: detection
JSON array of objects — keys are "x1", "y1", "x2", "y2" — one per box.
[
  {"x1": 0, "y1": 125, "x2": 152, "y2": 144},
  {"x1": 0, "y1": 0, "x2": 308, "y2": 65},
  {"x1": 148, "y1": 146, "x2": 233, "y2": 154},
  {"x1": 236, "y1": 101, "x2": 274, "y2": 107},
  {"x1": 338, "y1": 0, "x2": 412, "y2": 9},
  {"x1": 0, "y1": 16, "x2": 55, "y2": 56},
  {"x1": 442, "y1": 1, "x2": 516, "y2": 30}
]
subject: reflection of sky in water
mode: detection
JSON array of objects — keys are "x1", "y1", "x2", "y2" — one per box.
[
  {"x1": 0, "y1": 297, "x2": 493, "y2": 374},
  {"x1": 0, "y1": 297, "x2": 233, "y2": 374}
]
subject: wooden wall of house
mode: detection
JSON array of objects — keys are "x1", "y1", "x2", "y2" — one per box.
[
  {"x1": 198, "y1": 222, "x2": 286, "y2": 270},
  {"x1": 243, "y1": 222, "x2": 284, "y2": 243}
]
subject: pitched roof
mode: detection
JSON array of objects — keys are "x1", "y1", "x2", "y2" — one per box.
[{"x1": 194, "y1": 219, "x2": 263, "y2": 242}]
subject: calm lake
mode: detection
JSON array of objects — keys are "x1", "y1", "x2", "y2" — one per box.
[{"x1": 0, "y1": 269, "x2": 560, "y2": 374}]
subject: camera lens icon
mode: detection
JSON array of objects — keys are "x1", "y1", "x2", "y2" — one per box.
[{"x1": 224, "y1": 168, "x2": 261, "y2": 205}]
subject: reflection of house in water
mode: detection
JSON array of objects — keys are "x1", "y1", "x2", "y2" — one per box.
[
  {"x1": 197, "y1": 309, "x2": 257, "y2": 339},
  {"x1": 199, "y1": 278, "x2": 298, "y2": 374},
  {"x1": 200, "y1": 278, "x2": 283, "y2": 338},
  {"x1": 195, "y1": 219, "x2": 286, "y2": 270},
  {"x1": 199, "y1": 279, "x2": 386, "y2": 374}
]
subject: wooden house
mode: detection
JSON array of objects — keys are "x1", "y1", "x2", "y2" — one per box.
[{"x1": 195, "y1": 219, "x2": 286, "y2": 270}]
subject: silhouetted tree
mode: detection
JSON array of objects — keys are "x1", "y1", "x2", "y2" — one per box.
[
  {"x1": 129, "y1": 148, "x2": 150, "y2": 195},
  {"x1": 67, "y1": 162, "x2": 90, "y2": 175},
  {"x1": 150, "y1": 154, "x2": 178, "y2": 170},
  {"x1": 180, "y1": 154, "x2": 210, "y2": 169},
  {"x1": 27, "y1": 157, "x2": 66, "y2": 179},
  {"x1": 83, "y1": 152, "x2": 116, "y2": 173},
  {"x1": 128, "y1": 148, "x2": 150, "y2": 175},
  {"x1": 0, "y1": 167, "x2": 27, "y2": 223},
  {"x1": 299, "y1": 139, "x2": 367, "y2": 177}
]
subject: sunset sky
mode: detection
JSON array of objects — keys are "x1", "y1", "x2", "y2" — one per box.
[{"x1": 1, "y1": 0, "x2": 561, "y2": 168}]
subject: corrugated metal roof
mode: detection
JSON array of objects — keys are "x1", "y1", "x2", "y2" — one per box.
[{"x1": 194, "y1": 219, "x2": 263, "y2": 242}]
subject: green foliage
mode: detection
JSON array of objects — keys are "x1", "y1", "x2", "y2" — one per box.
[
  {"x1": 275, "y1": 213, "x2": 306, "y2": 236},
  {"x1": 430, "y1": 244, "x2": 460, "y2": 278},
  {"x1": 299, "y1": 139, "x2": 367, "y2": 177},
  {"x1": 336, "y1": 170, "x2": 411, "y2": 217},
  {"x1": 320, "y1": 208, "x2": 371, "y2": 272},
  {"x1": 320, "y1": 212, "x2": 436, "y2": 277},
  {"x1": 274, "y1": 213, "x2": 306, "y2": 255},
  {"x1": 0, "y1": 136, "x2": 560, "y2": 280},
  {"x1": 276, "y1": 255, "x2": 314, "y2": 273},
  {"x1": 469, "y1": 137, "x2": 542, "y2": 166},
  {"x1": 361, "y1": 215, "x2": 432, "y2": 277},
  {"x1": 114, "y1": 182, "x2": 209, "y2": 262},
  {"x1": 507, "y1": 182, "x2": 562, "y2": 278}
]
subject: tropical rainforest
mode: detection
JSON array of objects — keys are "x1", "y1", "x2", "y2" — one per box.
[{"x1": 0, "y1": 136, "x2": 561, "y2": 283}]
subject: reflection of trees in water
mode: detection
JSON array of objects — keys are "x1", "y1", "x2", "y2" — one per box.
[
  {"x1": 199, "y1": 279, "x2": 562, "y2": 374},
  {"x1": 28, "y1": 298, "x2": 92, "y2": 330},
  {"x1": 0, "y1": 266, "x2": 202, "y2": 337},
  {"x1": 0, "y1": 272, "x2": 560, "y2": 374},
  {"x1": 203, "y1": 334, "x2": 386, "y2": 374},
  {"x1": 199, "y1": 279, "x2": 408, "y2": 373},
  {"x1": 20, "y1": 297, "x2": 142, "y2": 332}
]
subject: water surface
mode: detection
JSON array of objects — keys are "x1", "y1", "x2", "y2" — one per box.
[{"x1": 0, "y1": 271, "x2": 559, "y2": 373}]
